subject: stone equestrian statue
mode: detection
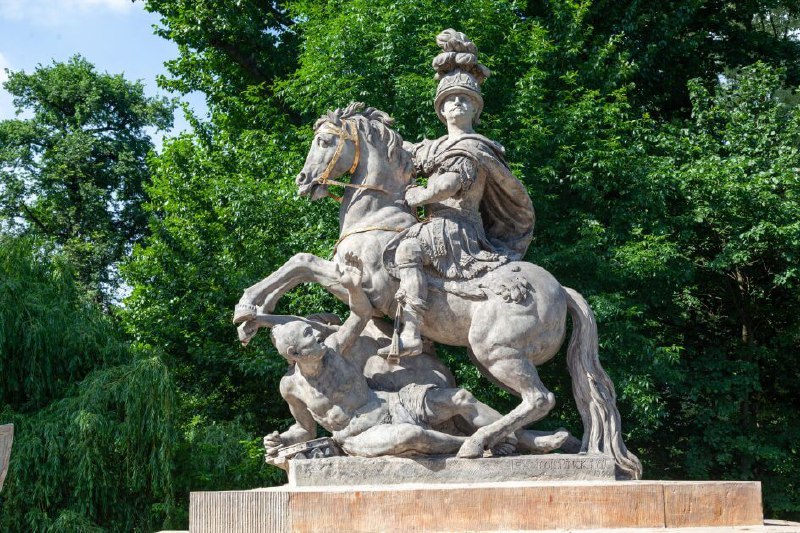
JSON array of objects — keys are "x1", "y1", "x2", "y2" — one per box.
[
  {"x1": 234, "y1": 29, "x2": 642, "y2": 480},
  {"x1": 384, "y1": 29, "x2": 534, "y2": 356}
]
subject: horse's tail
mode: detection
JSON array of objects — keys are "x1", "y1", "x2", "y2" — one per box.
[{"x1": 563, "y1": 286, "x2": 643, "y2": 480}]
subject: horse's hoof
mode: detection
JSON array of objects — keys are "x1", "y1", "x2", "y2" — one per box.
[
  {"x1": 557, "y1": 431, "x2": 582, "y2": 454},
  {"x1": 233, "y1": 303, "x2": 258, "y2": 324},
  {"x1": 237, "y1": 322, "x2": 257, "y2": 345},
  {"x1": 457, "y1": 436, "x2": 485, "y2": 458}
]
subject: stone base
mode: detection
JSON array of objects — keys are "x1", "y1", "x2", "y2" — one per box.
[
  {"x1": 189, "y1": 480, "x2": 763, "y2": 533},
  {"x1": 288, "y1": 454, "x2": 615, "y2": 486}
]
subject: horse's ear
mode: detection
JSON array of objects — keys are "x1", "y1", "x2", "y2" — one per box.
[
  {"x1": 350, "y1": 102, "x2": 366, "y2": 115},
  {"x1": 327, "y1": 110, "x2": 339, "y2": 125}
]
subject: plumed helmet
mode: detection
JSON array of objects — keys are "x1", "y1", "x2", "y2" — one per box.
[{"x1": 432, "y1": 29, "x2": 491, "y2": 124}]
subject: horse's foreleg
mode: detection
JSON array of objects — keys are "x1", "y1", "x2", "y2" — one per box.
[{"x1": 235, "y1": 253, "x2": 347, "y2": 321}]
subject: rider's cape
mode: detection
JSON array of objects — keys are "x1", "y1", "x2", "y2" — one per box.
[{"x1": 384, "y1": 134, "x2": 535, "y2": 281}]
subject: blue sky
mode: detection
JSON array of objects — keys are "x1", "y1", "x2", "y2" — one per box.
[{"x1": 0, "y1": 0, "x2": 206, "y2": 145}]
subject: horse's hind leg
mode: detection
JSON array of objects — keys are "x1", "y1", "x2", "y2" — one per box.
[{"x1": 457, "y1": 355, "x2": 555, "y2": 458}]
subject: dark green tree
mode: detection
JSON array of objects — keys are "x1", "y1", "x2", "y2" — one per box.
[
  {"x1": 561, "y1": 0, "x2": 800, "y2": 116},
  {"x1": 649, "y1": 64, "x2": 800, "y2": 513},
  {"x1": 145, "y1": 0, "x2": 301, "y2": 130},
  {"x1": 0, "y1": 236, "x2": 178, "y2": 531},
  {"x1": 0, "y1": 56, "x2": 174, "y2": 302},
  {"x1": 130, "y1": 0, "x2": 660, "y2": 498}
]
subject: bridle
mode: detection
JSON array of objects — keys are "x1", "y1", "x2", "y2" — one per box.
[{"x1": 314, "y1": 118, "x2": 386, "y2": 201}]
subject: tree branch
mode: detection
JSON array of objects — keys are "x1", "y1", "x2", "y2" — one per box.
[{"x1": 19, "y1": 202, "x2": 67, "y2": 239}]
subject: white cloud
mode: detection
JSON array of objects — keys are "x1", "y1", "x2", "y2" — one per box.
[{"x1": 0, "y1": 0, "x2": 136, "y2": 25}]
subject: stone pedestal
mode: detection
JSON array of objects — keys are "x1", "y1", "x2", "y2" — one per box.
[
  {"x1": 190, "y1": 479, "x2": 763, "y2": 533},
  {"x1": 288, "y1": 454, "x2": 615, "y2": 486},
  {"x1": 0, "y1": 424, "x2": 12, "y2": 492}
]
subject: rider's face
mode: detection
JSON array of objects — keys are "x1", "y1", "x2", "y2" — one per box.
[{"x1": 441, "y1": 93, "x2": 477, "y2": 127}]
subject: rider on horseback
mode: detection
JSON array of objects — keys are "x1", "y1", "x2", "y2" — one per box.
[{"x1": 383, "y1": 29, "x2": 535, "y2": 356}]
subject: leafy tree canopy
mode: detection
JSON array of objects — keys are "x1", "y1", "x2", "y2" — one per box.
[
  {"x1": 0, "y1": 236, "x2": 178, "y2": 531},
  {"x1": 0, "y1": 56, "x2": 174, "y2": 302},
  {"x1": 124, "y1": 0, "x2": 800, "y2": 519},
  {"x1": 2, "y1": 1, "x2": 799, "y2": 529}
]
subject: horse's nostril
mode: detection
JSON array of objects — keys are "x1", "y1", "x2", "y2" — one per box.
[{"x1": 296, "y1": 172, "x2": 307, "y2": 185}]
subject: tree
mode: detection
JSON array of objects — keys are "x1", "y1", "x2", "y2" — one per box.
[
  {"x1": 0, "y1": 56, "x2": 174, "y2": 302},
  {"x1": 0, "y1": 236, "x2": 179, "y2": 531},
  {"x1": 144, "y1": 0, "x2": 301, "y2": 131},
  {"x1": 130, "y1": 0, "x2": 659, "y2": 498},
  {"x1": 649, "y1": 64, "x2": 800, "y2": 513},
  {"x1": 566, "y1": 0, "x2": 800, "y2": 117}
]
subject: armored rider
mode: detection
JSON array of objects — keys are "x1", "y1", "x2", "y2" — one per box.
[{"x1": 383, "y1": 29, "x2": 535, "y2": 356}]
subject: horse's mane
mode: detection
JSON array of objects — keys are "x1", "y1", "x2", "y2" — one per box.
[{"x1": 314, "y1": 102, "x2": 410, "y2": 165}]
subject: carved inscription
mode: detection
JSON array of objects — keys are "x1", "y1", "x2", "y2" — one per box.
[{"x1": 509, "y1": 455, "x2": 614, "y2": 478}]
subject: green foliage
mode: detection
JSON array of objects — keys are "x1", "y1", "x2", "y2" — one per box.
[
  {"x1": 648, "y1": 64, "x2": 800, "y2": 512},
  {"x1": 128, "y1": 0, "x2": 649, "y2": 503},
  {"x1": 567, "y1": 0, "x2": 800, "y2": 116},
  {"x1": 121, "y1": 127, "x2": 319, "y2": 494},
  {"x1": 144, "y1": 0, "x2": 301, "y2": 130},
  {"x1": 0, "y1": 56, "x2": 174, "y2": 302},
  {"x1": 0, "y1": 237, "x2": 179, "y2": 531},
  {"x1": 0, "y1": 239, "x2": 124, "y2": 412}
]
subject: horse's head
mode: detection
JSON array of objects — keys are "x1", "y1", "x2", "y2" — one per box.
[{"x1": 296, "y1": 102, "x2": 411, "y2": 201}]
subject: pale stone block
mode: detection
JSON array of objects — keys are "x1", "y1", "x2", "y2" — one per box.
[
  {"x1": 288, "y1": 453, "x2": 615, "y2": 487},
  {"x1": 0, "y1": 424, "x2": 12, "y2": 492},
  {"x1": 664, "y1": 480, "x2": 764, "y2": 527}
]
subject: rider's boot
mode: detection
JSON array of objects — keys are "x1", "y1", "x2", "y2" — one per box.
[
  {"x1": 392, "y1": 238, "x2": 428, "y2": 357},
  {"x1": 397, "y1": 301, "x2": 425, "y2": 356}
]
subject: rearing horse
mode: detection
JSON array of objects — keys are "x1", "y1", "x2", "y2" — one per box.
[{"x1": 234, "y1": 103, "x2": 642, "y2": 479}]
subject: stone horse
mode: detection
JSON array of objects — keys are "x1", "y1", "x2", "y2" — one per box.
[{"x1": 234, "y1": 104, "x2": 642, "y2": 480}]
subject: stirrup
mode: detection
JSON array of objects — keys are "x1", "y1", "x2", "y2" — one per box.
[{"x1": 378, "y1": 337, "x2": 423, "y2": 361}]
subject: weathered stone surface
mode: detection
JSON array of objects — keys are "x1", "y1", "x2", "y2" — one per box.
[
  {"x1": 233, "y1": 29, "x2": 642, "y2": 480},
  {"x1": 517, "y1": 523, "x2": 798, "y2": 533},
  {"x1": 663, "y1": 480, "x2": 765, "y2": 528},
  {"x1": 0, "y1": 424, "x2": 13, "y2": 492},
  {"x1": 189, "y1": 480, "x2": 762, "y2": 533},
  {"x1": 287, "y1": 453, "x2": 615, "y2": 486}
]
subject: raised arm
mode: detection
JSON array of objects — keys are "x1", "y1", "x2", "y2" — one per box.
[{"x1": 326, "y1": 253, "x2": 371, "y2": 355}]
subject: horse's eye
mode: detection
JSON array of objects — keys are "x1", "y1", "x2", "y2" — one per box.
[{"x1": 318, "y1": 137, "x2": 330, "y2": 148}]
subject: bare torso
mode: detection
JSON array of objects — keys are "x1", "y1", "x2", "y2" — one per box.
[{"x1": 281, "y1": 349, "x2": 386, "y2": 436}]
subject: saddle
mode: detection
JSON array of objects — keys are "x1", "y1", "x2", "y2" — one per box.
[{"x1": 430, "y1": 263, "x2": 534, "y2": 304}]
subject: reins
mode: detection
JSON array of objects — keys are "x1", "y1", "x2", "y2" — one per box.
[
  {"x1": 331, "y1": 225, "x2": 404, "y2": 257},
  {"x1": 315, "y1": 118, "x2": 387, "y2": 202}
]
